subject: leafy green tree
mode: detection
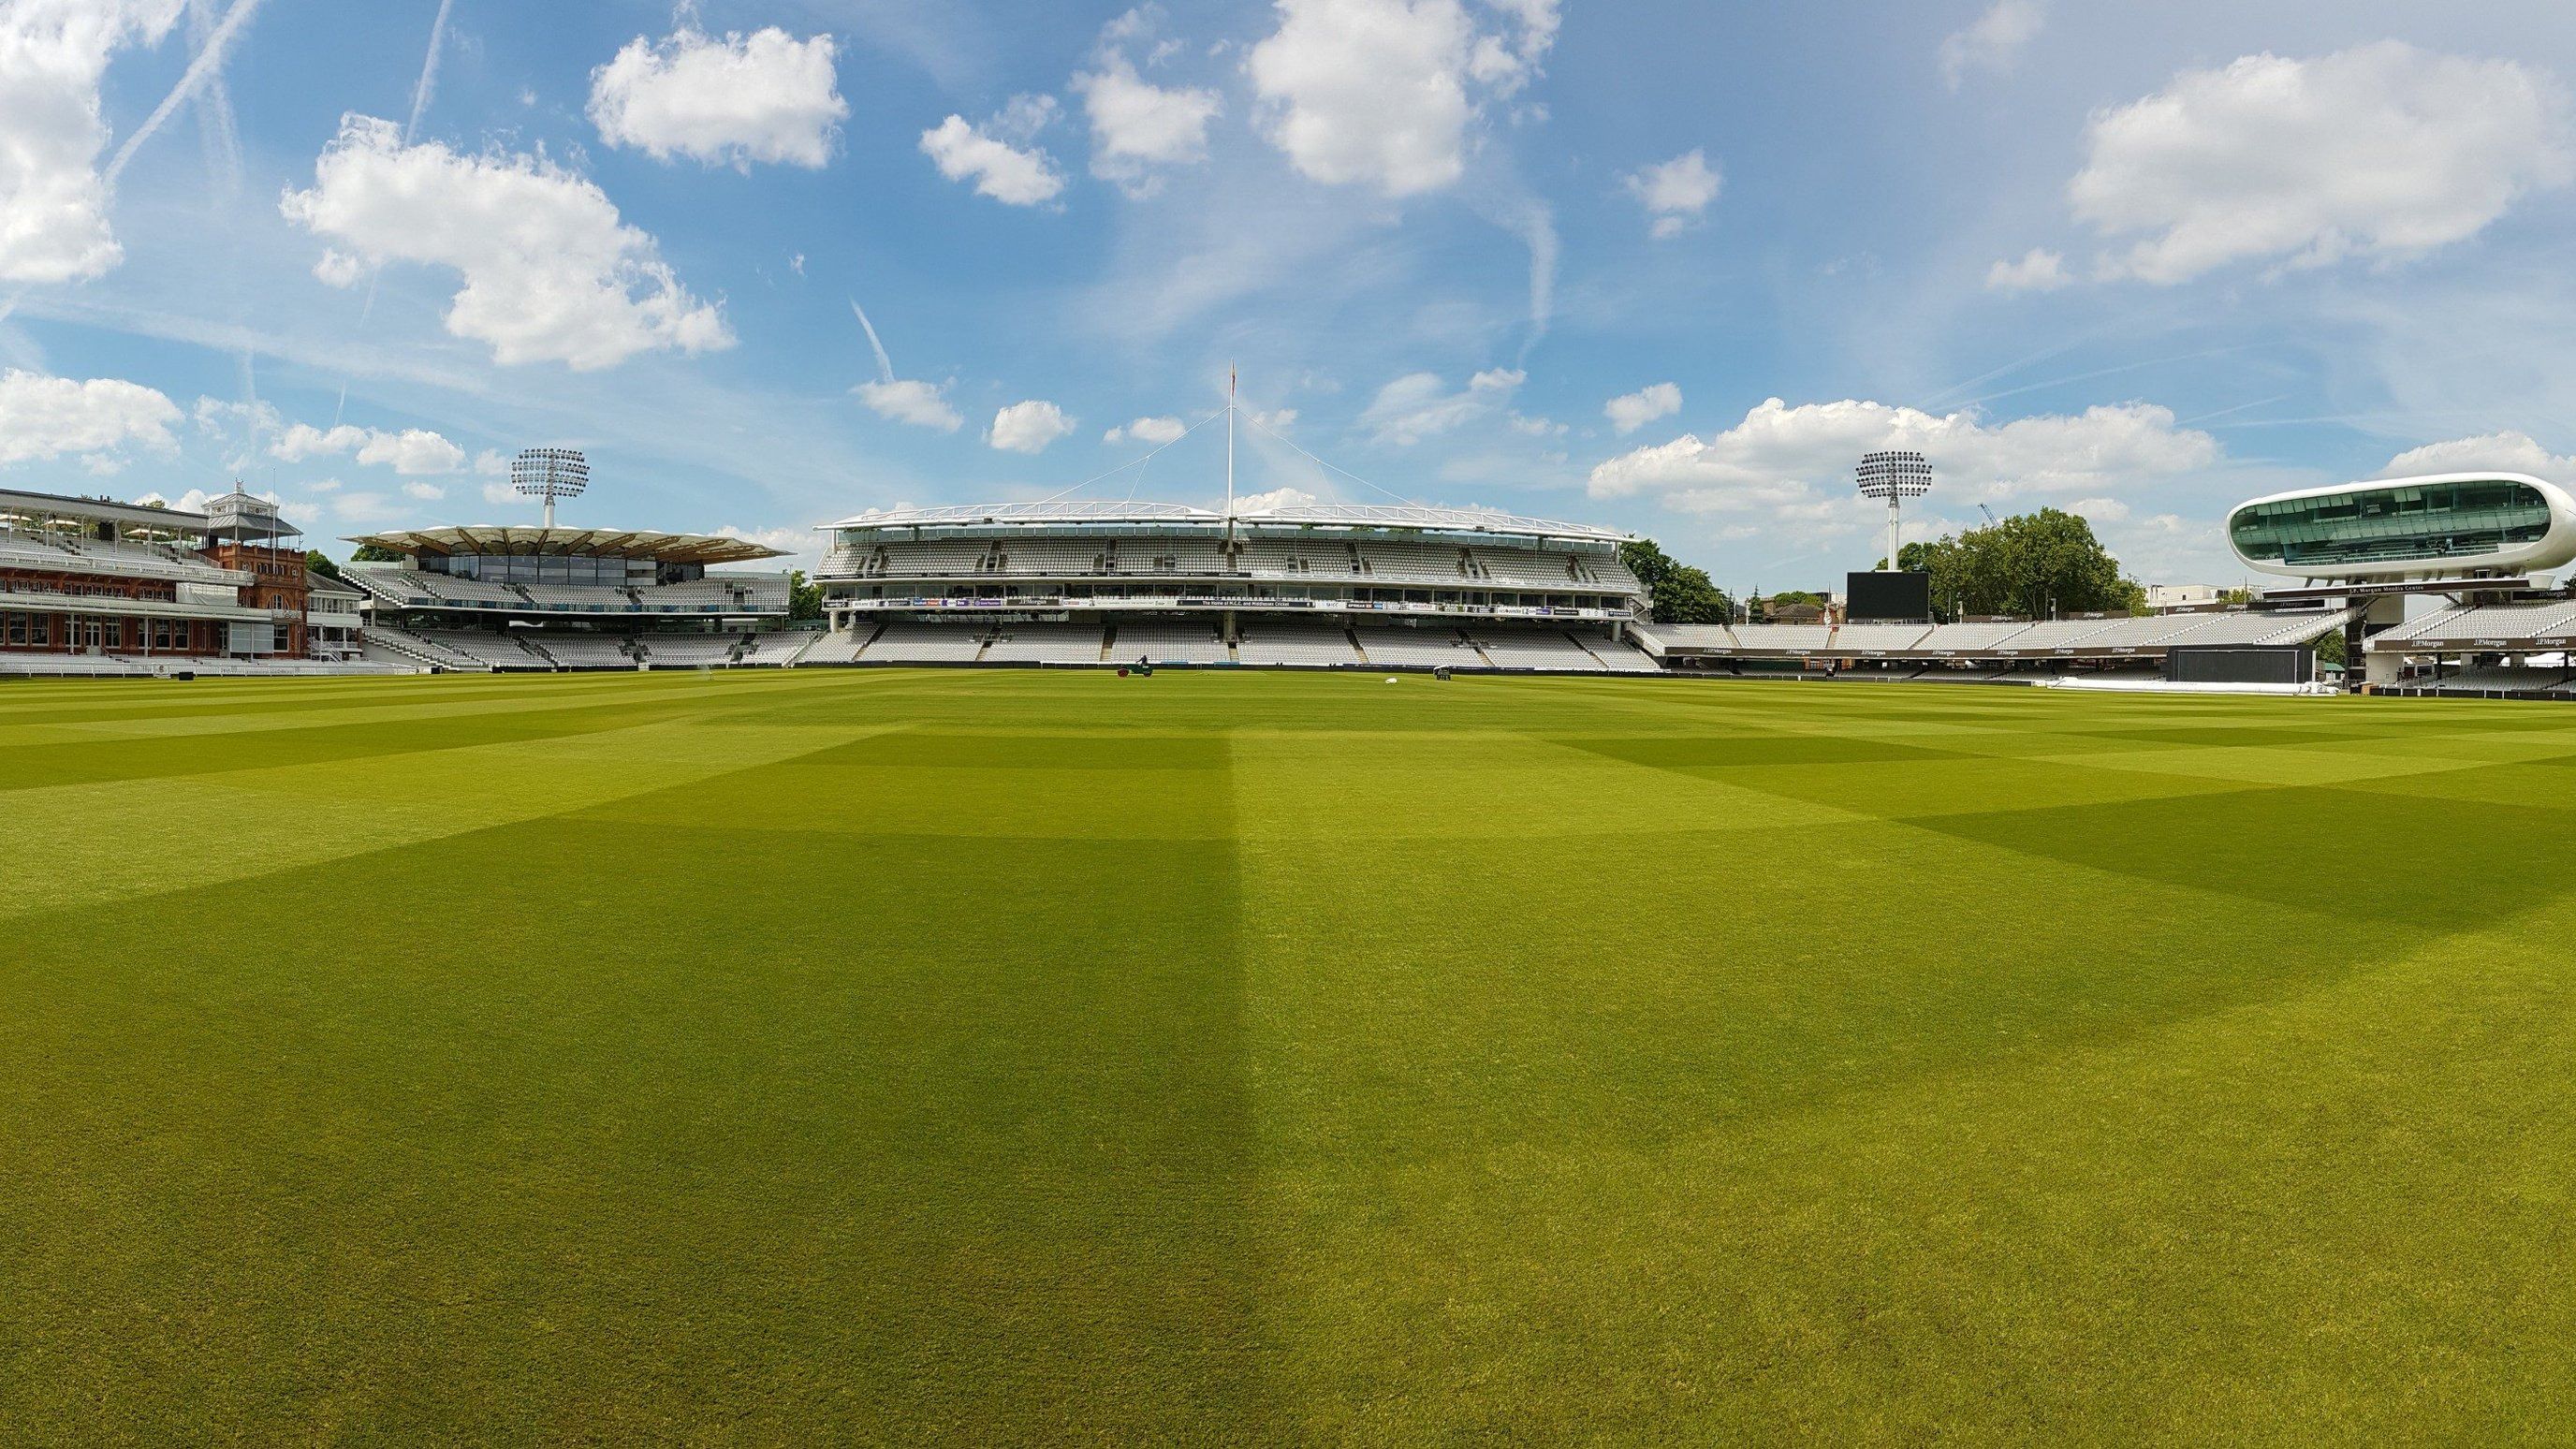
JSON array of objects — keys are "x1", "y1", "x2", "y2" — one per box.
[
  {"x1": 351, "y1": 543, "x2": 406, "y2": 564},
  {"x1": 1902, "y1": 507, "x2": 2144, "y2": 621},
  {"x1": 304, "y1": 549, "x2": 344, "y2": 581},
  {"x1": 1617, "y1": 538, "x2": 1734, "y2": 625},
  {"x1": 788, "y1": 569, "x2": 824, "y2": 622}
]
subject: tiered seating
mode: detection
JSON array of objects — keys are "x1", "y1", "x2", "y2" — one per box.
[
  {"x1": 1729, "y1": 623, "x2": 1836, "y2": 651},
  {"x1": 414, "y1": 630, "x2": 545, "y2": 668},
  {"x1": 796, "y1": 629, "x2": 868, "y2": 664},
  {"x1": 532, "y1": 635, "x2": 637, "y2": 668},
  {"x1": 1583, "y1": 635, "x2": 1666, "y2": 672},
  {"x1": 0, "y1": 652, "x2": 148, "y2": 676},
  {"x1": 861, "y1": 622, "x2": 989, "y2": 663},
  {"x1": 982, "y1": 622, "x2": 1108, "y2": 664},
  {"x1": 638, "y1": 634, "x2": 738, "y2": 666},
  {"x1": 2427, "y1": 665, "x2": 2569, "y2": 695},
  {"x1": 734, "y1": 633, "x2": 816, "y2": 666},
  {"x1": 1831, "y1": 623, "x2": 1933, "y2": 651},
  {"x1": 514, "y1": 583, "x2": 634, "y2": 613},
  {"x1": 1235, "y1": 622, "x2": 1361, "y2": 666},
  {"x1": 0, "y1": 533, "x2": 243, "y2": 586},
  {"x1": 361, "y1": 624, "x2": 490, "y2": 669},
  {"x1": 1353, "y1": 625, "x2": 1477, "y2": 667},
  {"x1": 2050, "y1": 615, "x2": 2211, "y2": 650},
  {"x1": 2173, "y1": 607, "x2": 2356, "y2": 647},
  {"x1": 1916, "y1": 622, "x2": 2032, "y2": 651},
  {"x1": 2379, "y1": 599, "x2": 2576, "y2": 648},
  {"x1": 1470, "y1": 629, "x2": 1602, "y2": 669},
  {"x1": 1111, "y1": 619, "x2": 1229, "y2": 664}
]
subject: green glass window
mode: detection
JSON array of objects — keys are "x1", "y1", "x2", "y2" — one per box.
[{"x1": 2231, "y1": 480, "x2": 2552, "y2": 567}]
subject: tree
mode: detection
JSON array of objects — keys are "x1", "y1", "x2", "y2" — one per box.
[
  {"x1": 1902, "y1": 507, "x2": 2144, "y2": 621},
  {"x1": 1617, "y1": 538, "x2": 1734, "y2": 625},
  {"x1": 788, "y1": 569, "x2": 824, "y2": 622},
  {"x1": 304, "y1": 549, "x2": 344, "y2": 581},
  {"x1": 351, "y1": 543, "x2": 406, "y2": 564}
]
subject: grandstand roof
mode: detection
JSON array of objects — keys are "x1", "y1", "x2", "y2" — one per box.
[
  {"x1": 0, "y1": 486, "x2": 210, "y2": 532},
  {"x1": 825, "y1": 498, "x2": 1632, "y2": 543},
  {"x1": 342, "y1": 525, "x2": 787, "y2": 565},
  {"x1": 1233, "y1": 500, "x2": 1632, "y2": 543},
  {"x1": 827, "y1": 501, "x2": 1224, "y2": 530}
]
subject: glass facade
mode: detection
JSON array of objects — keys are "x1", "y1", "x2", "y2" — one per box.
[
  {"x1": 423, "y1": 554, "x2": 677, "y2": 586},
  {"x1": 2231, "y1": 479, "x2": 2554, "y2": 569}
]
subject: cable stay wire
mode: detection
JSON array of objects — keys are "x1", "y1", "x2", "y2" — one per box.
[
  {"x1": 1235, "y1": 408, "x2": 1423, "y2": 510},
  {"x1": 1033, "y1": 407, "x2": 1229, "y2": 507}
]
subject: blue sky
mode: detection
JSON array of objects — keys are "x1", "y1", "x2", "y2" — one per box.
[{"x1": 5, "y1": 0, "x2": 2573, "y2": 588}]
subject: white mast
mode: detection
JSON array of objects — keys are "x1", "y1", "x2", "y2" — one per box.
[{"x1": 1225, "y1": 362, "x2": 1236, "y2": 516}]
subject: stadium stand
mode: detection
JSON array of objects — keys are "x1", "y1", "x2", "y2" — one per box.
[
  {"x1": 531, "y1": 635, "x2": 638, "y2": 668},
  {"x1": 734, "y1": 632, "x2": 819, "y2": 666},
  {"x1": 1468, "y1": 629, "x2": 1604, "y2": 670},
  {"x1": 1353, "y1": 625, "x2": 1480, "y2": 667},
  {"x1": 983, "y1": 622, "x2": 1110, "y2": 664},
  {"x1": 1234, "y1": 622, "x2": 1362, "y2": 666},
  {"x1": 1111, "y1": 618, "x2": 1231, "y2": 664},
  {"x1": 860, "y1": 622, "x2": 991, "y2": 663}
]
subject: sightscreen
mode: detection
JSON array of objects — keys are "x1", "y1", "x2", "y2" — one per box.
[
  {"x1": 1846, "y1": 571, "x2": 1932, "y2": 622},
  {"x1": 2167, "y1": 644, "x2": 2313, "y2": 685}
]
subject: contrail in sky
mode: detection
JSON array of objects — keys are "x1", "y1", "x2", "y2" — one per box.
[{"x1": 849, "y1": 298, "x2": 898, "y2": 384}]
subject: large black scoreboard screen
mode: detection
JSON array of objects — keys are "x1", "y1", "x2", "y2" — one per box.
[{"x1": 1846, "y1": 570, "x2": 1932, "y2": 622}]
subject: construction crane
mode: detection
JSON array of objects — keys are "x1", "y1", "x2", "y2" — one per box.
[{"x1": 1977, "y1": 503, "x2": 1999, "y2": 526}]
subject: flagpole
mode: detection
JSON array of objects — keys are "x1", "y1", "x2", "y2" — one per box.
[{"x1": 1225, "y1": 363, "x2": 1236, "y2": 516}]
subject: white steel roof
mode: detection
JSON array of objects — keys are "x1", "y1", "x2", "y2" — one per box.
[
  {"x1": 1232, "y1": 500, "x2": 1632, "y2": 542},
  {"x1": 826, "y1": 501, "x2": 1225, "y2": 530},
  {"x1": 824, "y1": 497, "x2": 1630, "y2": 543}
]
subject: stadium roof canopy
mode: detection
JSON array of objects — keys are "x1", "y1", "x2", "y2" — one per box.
[
  {"x1": 1233, "y1": 500, "x2": 1633, "y2": 543},
  {"x1": 0, "y1": 486, "x2": 210, "y2": 532},
  {"x1": 826, "y1": 501, "x2": 1223, "y2": 530},
  {"x1": 825, "y1": 498, "x2": 1632, "y2": 544},
  {"x1": 343, "y1": 525, "x2": 788, "y2": 565}
]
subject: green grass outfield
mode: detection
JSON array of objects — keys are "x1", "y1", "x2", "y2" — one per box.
[{"x1": 4, "y1": 668, "x2": 2572, "y2": 1442}]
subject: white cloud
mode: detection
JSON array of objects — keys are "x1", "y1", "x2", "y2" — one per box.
[
  {"x1": 1624, "y1": 150, "x2": 1720, "y2": 239},
  {"x1": 0, "y1": 0, "x2": 184, "y2": 284},
  {"x1": 1246, "y1": 0, "x2": 1557, "y2": 198},
  {"x1": 1362, "y1": 367, "x2": 1520, "y2": 446},
  {"x1": 281, "y1": 114, "x2": 734, "y2": 370},
  {"x1": 2071, "y1": 44, "x2": 2575, "y2": 285},
  {"x1": 1074, "y1": 37, "x2": 1220, "y2": 198},
  {"x1": 401, "y1": 481, "x2": 445, "y2": 502},
  {"x1": 271, "y1": 420, "x2": 464, "y2": 475},
  {"x1": 1605, "y1": 381, "x2": 1682, "y2": 434},
  {"x1": 988, "y1": 399, "x2": 1075, "y2": 453},
  {"x1": 359, "y1": 427, "x2": 466, "y2": 475},
  {"x1": 1105, "y1": 415, "x2": 1186, "y2": 446},
  {"x1": 1250, "y1": 407, "x2": 1298, "y2": 432},
  {"x1": 2377, "y1": 431, "x2": 2576, "y2": 480},
  {"x1": 716, "y1": 524, "x2": 821, "y2": 574},
  {"x1": 0, "y1": 367, "x2": 181, "y2": 466},
  {"x1": 589, "y1": 24, "x2": 847, "y2": 169},
  {"x1": 1985, "y1": 247, "x2": 2069, "y2": 293},
  {"x1": 1234, "y1": 485, "x2": 1317, "y2": 512},
  {"x1": 1588, "y1": 396, "x2": 2219, "y2": 529},
  {"x1": 920, "y1": 96, "x2": 1067, "y2": 207},
  {"x1": 856, "y1": 378, "x2": 963, "y2": 432},
  {"x1": 312, "y1": 247, "x2": 364, "y2": 287},
  {"x1": 1939, "y1": 0, "x2": 2045, "y2": 93}
]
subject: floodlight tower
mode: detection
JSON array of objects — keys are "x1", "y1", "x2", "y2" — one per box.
[
  {"x1": 1856, "y1": 449, "x2": 1933, "y2": 571},
  {"x1": 512, "y1": 447, "x2": 589, "y2": 530}
]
